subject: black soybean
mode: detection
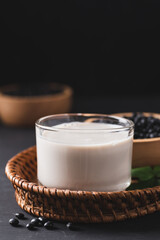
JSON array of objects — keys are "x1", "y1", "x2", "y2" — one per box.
[
  {"x1": 15, "y1": 212, "x2": 25, "y2": 219},
  {"x1": 9, "y1": 218, "x2": 19, "y2": 227},
  {"x1": 66, "y1": 222, "x2": 75, "y2": 230},
  {"x1": 31, "y1": 218, "x2": 43, "y2": 227},
  {"x1": 38, "y1": 217, "x2": 47, "y2": 224},
  {"x1": 26, "y1": 223, "x2": 35, "y2": 230},
  {"x1": 44, "y1": 221, "x2": 54, "y2": 230}
]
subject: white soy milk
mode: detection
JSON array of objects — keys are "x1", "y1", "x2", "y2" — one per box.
[{"x1": 36, "y1": 122, "x2": 133, "y2": 192}]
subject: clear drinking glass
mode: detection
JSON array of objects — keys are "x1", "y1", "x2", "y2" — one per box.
[{"x1": 36, "y1": 113, "x2": 134, "y2": 192}]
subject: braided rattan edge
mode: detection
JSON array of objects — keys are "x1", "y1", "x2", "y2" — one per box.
[{"x1": 5, "y1": 145, "x2": 160, "y2": 223}]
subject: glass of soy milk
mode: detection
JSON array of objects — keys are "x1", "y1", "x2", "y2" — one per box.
[{"x1": 36, "y1": 113, "x2": 134, "y2": 192}]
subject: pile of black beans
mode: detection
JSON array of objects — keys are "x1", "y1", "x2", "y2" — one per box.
[
  {"x1": 3, "y1": 84, "x2": 62, "y2": 97},
  {"x1": 124, "y1": 112, "x2": 160, "y2": 139},
  {"x1": 9, "y1": 212, "x2": 75, "y2": 231}
]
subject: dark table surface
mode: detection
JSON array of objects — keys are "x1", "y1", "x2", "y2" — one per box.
[{"x1": 1, "y1": 95, "x2": 160, "y2": 240}]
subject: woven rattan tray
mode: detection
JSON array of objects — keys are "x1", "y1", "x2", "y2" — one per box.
[{"x1": 5, "y1": 146, "x2": 160, "y2": 223}]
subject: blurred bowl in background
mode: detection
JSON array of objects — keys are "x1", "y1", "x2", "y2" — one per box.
[
  {"x1": 114, "y1": 112, "x2": 160, "y2": 168},
  {"x1": 0, "y1": 83, "x2": 73, "y2": 127}
]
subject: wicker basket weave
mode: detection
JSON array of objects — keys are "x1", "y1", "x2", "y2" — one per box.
[{"x1": 5, "y1": 146, "x2": 160, "y2": 223}]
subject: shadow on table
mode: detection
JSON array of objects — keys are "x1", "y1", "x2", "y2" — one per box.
[{"x1": 77, "y1": 212, "x2": 160, "y2": 234}]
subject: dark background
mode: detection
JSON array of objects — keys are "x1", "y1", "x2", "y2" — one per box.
[
  {"x1": 1, "y1": 1, "x2": 160, "y2": 97},
  {"x1": 2, "y1": 3, "x2": 160, "y2": 239}
]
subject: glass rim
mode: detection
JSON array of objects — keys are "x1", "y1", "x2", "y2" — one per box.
[{"x1": 35, "y1": 113, "x2": 134, "y2": 132}]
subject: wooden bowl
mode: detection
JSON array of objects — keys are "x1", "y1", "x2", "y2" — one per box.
[
  {"x1": 0, "y1": 83, "x2": 73, "y2": 127},
  {"x1": 114, "y1": 112, "x2": 160, "y2": 168}
]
